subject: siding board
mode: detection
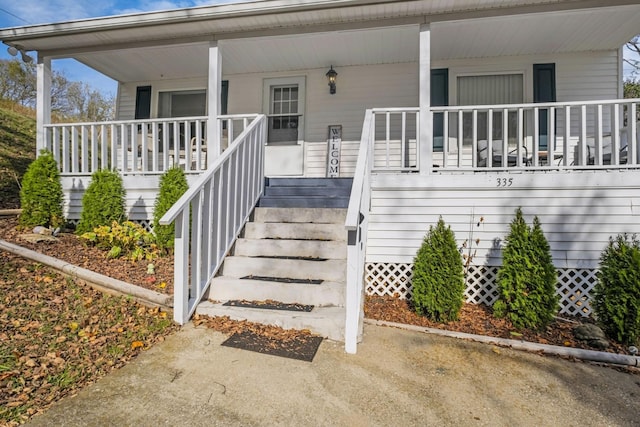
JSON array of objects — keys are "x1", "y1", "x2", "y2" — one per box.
[{"x1": 367, "y1": 170, "x2": 640, "y2": 269}]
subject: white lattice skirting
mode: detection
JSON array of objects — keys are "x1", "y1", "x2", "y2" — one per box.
[{"x1": 365, "y1": 263, "x2": 597, "y2": 317}]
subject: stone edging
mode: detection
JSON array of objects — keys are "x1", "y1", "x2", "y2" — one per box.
[
  {"x1": 364, "y1": 318, "x2": 640, "y2": 368},
  {"x1": 0, "y1": 239, "x2": 173, "y2": 310}
]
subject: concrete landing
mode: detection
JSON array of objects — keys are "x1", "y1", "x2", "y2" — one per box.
[{"x1": 25, "y1": 323, "x2": 640, "y2": 427}]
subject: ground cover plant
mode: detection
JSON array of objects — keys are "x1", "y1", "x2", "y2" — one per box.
[
  {"x1": 0, "y1": 251, "x2": 178, "y2": 426},
  {"x1": 594, "y1": 234, "x2": 640, "y2": 345}
]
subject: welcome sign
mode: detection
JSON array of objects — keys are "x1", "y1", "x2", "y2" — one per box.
[{"x1": 326, "y1": 125, "x2": 342, "y2": 177}]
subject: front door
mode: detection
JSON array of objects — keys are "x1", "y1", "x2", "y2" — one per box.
[{"x1": 263, "y1": 77, "x2": 306, "y2": 176}]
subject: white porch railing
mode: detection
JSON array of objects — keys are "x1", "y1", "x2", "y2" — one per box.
[
  {"x1": 371, "y1": 99, "x2": 640, "y2": 173},
  {"x1": 43, "y1": 115, "x2": 256, "y2": 175},
  {"x1": 344, "y1": 109, "x2": 374, "y2": 354},
  {"x1": 159, "y1": 115, "x2": 267, "y2": 324}
]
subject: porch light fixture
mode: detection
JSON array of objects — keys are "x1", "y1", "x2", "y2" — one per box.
[
  {"x1": 326, "y1": 65, "x2": 337, "y2": 94},
  {"x1": 6, "y1": 45, "x2": 33, "y2": 63}
]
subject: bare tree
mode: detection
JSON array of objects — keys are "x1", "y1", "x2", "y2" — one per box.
[
  {"x1": 0, "y1": 58, "x2": 114, "y2": 121},
  {"x1": 626, "y1": 35, "x2": 640, "y2": 78}
]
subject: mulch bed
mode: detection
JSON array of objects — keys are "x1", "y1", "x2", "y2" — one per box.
[
  {"x1": 0, "y1": 216, "x2": 174, "y2": 295},
  {"x1": 1, "y1": 213, "x2": 634, "y2": 358},
  {"x1": 365, "y1": 295, "x2": 630, "y2": 355},
  {"x1": 194, "y1": 315, "x2": 323, "y2": 362}
]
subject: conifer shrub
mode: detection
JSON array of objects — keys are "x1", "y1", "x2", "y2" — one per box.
[
  {"x1": 412, "y1": 217, "x2": 465, "y2": 322},
  {"x1": 493, "y1": 208, "x2": 558, "y2": 329},
  {"x1": 153, "y1": 167, "x2": 189, "y2": 251},
  {"x1": 593, "y1": 234, "x2": 640, "y2": 345},
  {"x1": 76, "y1": 169, "x2": 126, "y2": 234},
  {"x1": 19, "y1": 150, "x2": 64, "y2": 228}
]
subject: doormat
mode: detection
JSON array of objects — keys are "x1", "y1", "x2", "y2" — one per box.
[
  {"x1": 223, "y1": 299, "x2": 314, "y2": 312},
  {"x1": 241, "y1": 275, "x2": 323, "y2": 285},
  {"x1": 221, "y1": 330, "x2": 323, "y2": 362}
]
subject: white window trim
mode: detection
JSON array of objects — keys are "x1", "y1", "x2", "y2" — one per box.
[{"x1": 262, "y1": 76, "x2": 306, "y2": 144}]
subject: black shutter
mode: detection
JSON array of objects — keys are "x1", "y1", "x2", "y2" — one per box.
[{"x1": 134, "y1": 86, "x2": 152, "y2": 120}]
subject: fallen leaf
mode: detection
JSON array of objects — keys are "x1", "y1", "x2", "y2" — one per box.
[{"x1": 131, "y1": 341, "x2": 144, "y2": 350}]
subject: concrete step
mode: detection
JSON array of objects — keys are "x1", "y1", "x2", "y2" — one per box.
[
  {"x1": 257, "y1": 197, "x2": 350, "y2": 209},
  {"x1": 208, "y1": 276, "x2": 344, "y2": 307},
  {"x1": 244, "y1": 222, "x2": 346, "y2": 241},
  {"x1": 222, "y1": 256, "x2": 346, "y2": 283},
  {"x1": 254, "y1": 207, "x2": 346, "y2": 224},
  {"x1": 265, "y1": 177, "x2": 353, "y2": 188},
  {"x1": 263, "y1": 187, "x2": 351, "y2": 197},
  {"x1": 197, "y1": 300, "x2": 346, "y2": 341},
  {"x1": 235, "y1": 238, "x2": 347, "y2": 260}
]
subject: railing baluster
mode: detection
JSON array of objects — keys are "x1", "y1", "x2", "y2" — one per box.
[
  {"x1": 580, "y1": 105, "x2": 587, "y2": 166},
  {"x1": 563, "y1": 106, "x2": 570, "y2": 167},
  {"x1": 502, "y1": 108, "x2": 508, "y2": 168},
  {"x1": 457, "y1": 110, "x2": 463, "y2": 168},
  {"x1": 487, "y1": 109, "x2": 493, "y2": 168},
  {"x1": 631, "y1": 103, "x2": 637, "y2": 165},
  {"x1": 533, "y1": 108, "x2": 539, "y2": 167},
  {"x1": 385, "y1": 112, "x2": 390, "y2": 169},
  {"x1": 595, "y1": 104, "x2": 603, "y2": 165},
  {"x1": 517, "y1": 108, "x2": 523, "y2": 167},
  {"x1": 612, "y1": 104, "x2": 620, "y2": 166},
  {"x1": 90, "y1": 125, "x2": 98, "y2": 172},
  {"x1": 472, "y1": 110, "x2": 478, "y2": 167},
  {"x1": 401, "y1": 112, "x2": 406, "y2": 169},
  {"x1": 442, "y1": 111, "x2": 449, "y2": 168}
]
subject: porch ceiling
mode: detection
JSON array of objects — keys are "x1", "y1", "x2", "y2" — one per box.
[{"x1": 7, "y1": 3, "x2": 640, "y2": 83}]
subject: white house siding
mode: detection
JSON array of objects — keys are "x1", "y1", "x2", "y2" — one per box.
[
  {"x1": 367, "y1": 170, "x2": 640, "y2": 269},
  {"x1": 61, "y1": 174, "x2": 202, "y2": 226},
  {"x1": 114, "y1": 50, "x2": 619, "y2": 177}
]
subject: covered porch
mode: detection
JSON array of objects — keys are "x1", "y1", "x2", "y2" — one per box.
[{"x1": 4, "y1": 0, "x2": 640, "y2": 353}]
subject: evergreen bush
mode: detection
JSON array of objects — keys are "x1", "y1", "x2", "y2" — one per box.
[
  {"x1": 494, "y1": 208, "x2": 558, "y2": 329},
  {"x1": 19, "y1": 150, "x2": 64, "y2": 228},
  {"x1": 153, "y1": 167, "x2": 189, "y2": 251},
  {"x1": 593, "y1": 234, "x2": 640, "y2": 345},
  {"x1": 76, "y1": 169, "x2": 125, "y2": 234},
  {"x1": 412, "y1": 217, "x2": 465, "y2": 322}
]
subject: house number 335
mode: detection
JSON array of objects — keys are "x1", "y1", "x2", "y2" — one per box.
[{"x1": 496, "y1": 178, "x2": 513, "y2": 187}]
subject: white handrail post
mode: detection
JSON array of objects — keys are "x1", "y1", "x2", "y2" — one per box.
[
  {"x1": 36, "y1": 54, "x2": 52, "y2": 154},
  {"x1": 418, "y1": 23, "x2": 432, "y2": 175},
  {"x1": 173, "y1": 210, "x2": 190, "y2": 324},
  {"x1": 207, "y1": 40, "x2": 222, "y2": 166}
]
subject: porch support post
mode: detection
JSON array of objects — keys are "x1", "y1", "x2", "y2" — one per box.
[
  {"x1": 36, "y1": 54, "x2": 52, "y2": 154},
  {"x1": 207, "y1": 40, "x2": 222, "y2": 165},
  {"x1": 419, "y1": 23, "x2": 432, "y2": 175}
]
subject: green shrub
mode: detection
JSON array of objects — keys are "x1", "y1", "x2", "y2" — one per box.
[
  {"x1": 76, "y1": 169, "x2": 125, "y2": 234},
  {"x1": 494, "y1": 208, "x2": 558, "y2": 329},
  {"x1": 593, "y1": 234, "x2": 640, "y2": 345},
  {"x1": 412, "y1": 217, "x2": 465, "y2": 322},
  {"x1": 19, "y1": 150, "x2": 64, "y2": 228},
  {"x1": 152, "y1": 167, "x2": 189, "y2": 251},
  {"x1": 80, "y1": 221, "x2": 159, "y2": 262}
]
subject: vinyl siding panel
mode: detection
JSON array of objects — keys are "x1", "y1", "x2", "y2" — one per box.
[
  {"x1": 367, "y1": 171, "x2": 640, "y2": 269},
  {"x1": 114, "y1": 50, "x2": 619, "y2": 177},
  {"x1": 62, "y1": 174, "x2": 202, "y2": 221}
]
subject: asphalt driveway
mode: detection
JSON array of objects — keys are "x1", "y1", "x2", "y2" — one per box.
[{"x1": 26, "y1": 323, "x2": 640, "y2": 427}]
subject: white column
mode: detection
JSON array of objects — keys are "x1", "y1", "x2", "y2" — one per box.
[
  {"x1": 419, "y1": 23, "x2": 432, "y2": 175},
  {"x1": 207, "y1": 40, "x2": 222, "y2": 165},
  {"x1": 36, "y1": 54, "x2": 52, "y2": 154}
]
